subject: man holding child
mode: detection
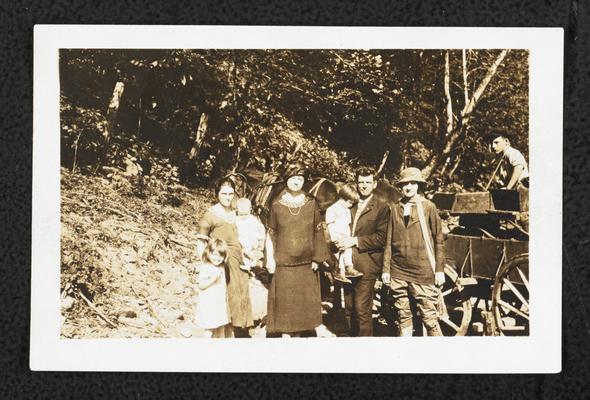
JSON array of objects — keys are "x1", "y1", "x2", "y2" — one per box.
[
  {"x1": 195, "y1": 165, "x2": 448, "y2": 338},
  {"x1": 335, "y1": 167, "x2": 390, "y2": 337}
]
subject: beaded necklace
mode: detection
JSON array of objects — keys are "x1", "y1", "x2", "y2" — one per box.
[{"x1": 279, "y1": 192, "x2": 307, "y2": 216}]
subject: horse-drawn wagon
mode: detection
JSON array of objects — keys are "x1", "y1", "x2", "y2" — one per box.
[{"x1": 428, "y1": 188, "x2": 529, "y2": 336}]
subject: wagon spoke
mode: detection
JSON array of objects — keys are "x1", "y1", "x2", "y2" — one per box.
[
  {"x1": 442, "y1": 288, "x2": 454, "y2": 297},
  {"x1": 497, "y1": 299, "x2": 529, "y2": 320},
  {"x1": 439, "y1": 316, "x2": 461, "y2": 332},
  {"x1": 499, "y1": 325, "x2": 526, "y2": 331},
  {"x1": 448, "y1": 306, "x2": 465, "y2": 313},
  {"x1": 502, "y1": 277, "x2": 529, "y2": 310},
  {"x1": 516, "y1": 267, "x2": 529, "y2": 292}
]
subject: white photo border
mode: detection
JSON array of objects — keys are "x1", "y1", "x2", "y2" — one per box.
[{"x1": 31, "y1": 25, "x2": 563, "y2": 373}]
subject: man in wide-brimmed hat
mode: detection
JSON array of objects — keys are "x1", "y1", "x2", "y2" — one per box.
[
  {"x1": 484, "y1": 128, "x2": 529, "y2": 189},
  {"x1": 382, "y1": 167, "x2": 445, "y2": 336}
]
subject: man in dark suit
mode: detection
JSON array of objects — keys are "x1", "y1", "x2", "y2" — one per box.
[{"x1": 335, "y1": 167, "x2": 390, "y2": 336}]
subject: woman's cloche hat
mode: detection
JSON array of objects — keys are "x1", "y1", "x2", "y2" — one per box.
[{"x1": 282, "y1": 163, "x2": 307, "y2": 180}]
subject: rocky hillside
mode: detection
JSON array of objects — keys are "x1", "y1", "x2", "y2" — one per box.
[{"x1": 60, "y1": 168, "x2": 271, "y2": 338}]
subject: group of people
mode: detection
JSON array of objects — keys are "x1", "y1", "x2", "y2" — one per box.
[{"x1": 192, "y1": 129, "x2": 529, "y2": 338}]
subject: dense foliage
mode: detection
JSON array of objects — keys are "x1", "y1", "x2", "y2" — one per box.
[{"x1": 60, "y1": 49, "x2": 528, "y2": 190}]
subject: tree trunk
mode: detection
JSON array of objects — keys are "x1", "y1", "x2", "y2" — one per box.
[
  {"x1": 448, "y1": 152, "x2": 463, "y2": 179},
  {"x1": 443, "y1": 51, "x2": 453, "y2": 137},
  {"x1": 375, "y1": 150, "x2": 390, "y2": 179},
  {"x1": 136, "y1": 96, "x2": 142, "y2": 138},
  {"x1": 437, "y1": 52, "x2": 454, "y2": 178},
  {"x1": 422, "y1": 50, "x2": 509, "y2": 179},
  {"x1": 103, "y1": 82, "x2": 125, "y2": 142},
  {"x1": 189, "y1": 113, "x2": 209, "y2": 160},
  {"x1": 462, "y1": 49, "x2": 469, "y2": 107}
]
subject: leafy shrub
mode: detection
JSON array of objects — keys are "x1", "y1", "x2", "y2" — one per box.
[{"x1": 60, "y1": 96, "x2": 107, "y2": 172}]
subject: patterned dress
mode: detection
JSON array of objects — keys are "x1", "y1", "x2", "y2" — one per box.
[
  {"x1": 197, "y1": 204, "x2": 253, "y2": 329},
  {"x1": 266, "y1": 193, "x2": 330, "y2": 333}
]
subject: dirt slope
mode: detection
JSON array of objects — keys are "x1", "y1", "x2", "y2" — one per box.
[{"x1": 60, "y1": 169, "x2": 218, "y2": 338}]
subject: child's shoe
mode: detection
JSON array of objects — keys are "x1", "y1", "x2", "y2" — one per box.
[
  {"x1": 345, "y1": 266, "x2": 364, "y2": 278},
  {"x1": 333, "y1": 271, "x2": 352, "y2": 284}
]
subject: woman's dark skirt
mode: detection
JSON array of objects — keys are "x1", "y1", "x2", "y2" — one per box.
[{"x1": 266, "y1": 263, "x2": 322, "y2": 334}]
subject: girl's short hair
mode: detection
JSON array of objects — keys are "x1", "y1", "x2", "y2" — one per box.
[
  {"x1": 338, "y1": 183, "x2": 360, "y2": 203},
  {"x1": 203, "y1": 238, "x2": 228, "y2": 264}
]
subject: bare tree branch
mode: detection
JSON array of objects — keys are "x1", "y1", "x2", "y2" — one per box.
[
  {"x1": 462, "y1": 49, "x2": 469, "y2": 107},
  {"x1": 461, "y1": 49, "x2": 510, "y2": 123},
  {"x1": 444, "y1": 51, "x2": 454, "y2": 136},
  {"x1": 422, "y1": 50, "x2": 509, "y2": 178}
]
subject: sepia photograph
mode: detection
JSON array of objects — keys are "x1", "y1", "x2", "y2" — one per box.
[
  {"x1": 31, "y1": 26, "x2": 562, "y2": 372},
  {"x1": 58, "y1": 47, "x2": 529, "y2": 339}
]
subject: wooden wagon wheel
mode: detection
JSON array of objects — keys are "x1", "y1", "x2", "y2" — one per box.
[
  {"x1": 491, "y1": 254, "x2": 529, "y2": 335},
  {"x1": 439, "y1": 264, "x2": 473, "y2": 336}
]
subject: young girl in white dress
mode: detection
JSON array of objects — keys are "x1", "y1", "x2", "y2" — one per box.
[{"x1": 195, "y1": 238, "x2": 233, "y2": 338}]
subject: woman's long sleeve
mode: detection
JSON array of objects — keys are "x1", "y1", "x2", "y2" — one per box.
[{"x1": 196, "y1": 211, "x2": 212, "y2": 241}]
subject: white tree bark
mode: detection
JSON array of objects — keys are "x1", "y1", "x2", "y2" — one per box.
[
  {"x1": 444, "y1": 51, "x2": 454, "y2": 136},
  {"x1": 103, "y1": 81, "x2": 125, "y2": 142},
  {"x1": 422, "y1": 50, "x2": 509, "y2": 179},
  {"x1": 462, "y1": 49, "x2": 469, "y2": 107},
  {"x1": 460, "y1": 49, "x2": 509, "y2": 125},
  {"x1": 189, "y1": 113, "x2": 209, "y2": 160}
]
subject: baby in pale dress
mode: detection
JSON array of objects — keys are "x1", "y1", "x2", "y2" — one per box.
[
  {"x1": 325, "y1": 183, "x2": 363, "y2": 282},
  {"x1": 235, "y1": 198, "x2": 267, "y2": 272},
  {"x1": 195, "y1": 238, "x2": 233, "y2": 338}
]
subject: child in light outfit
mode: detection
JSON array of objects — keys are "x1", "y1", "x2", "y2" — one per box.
[
  {"x1": 195, "y1": 238, "x2": 233, "y2": 338},
  {"x1": 235, "y1": 198, "x2": 267, "y2": 272},
  {"x1": 325, "y1": 183, "x2": 363, "y2": 282}
]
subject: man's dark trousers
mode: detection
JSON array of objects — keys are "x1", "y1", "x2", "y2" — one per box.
[{"x1": 348, "y1": 196, "x2": 390, "y2": 336}]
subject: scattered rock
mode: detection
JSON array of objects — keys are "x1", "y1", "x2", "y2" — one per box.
[
  {"x1": 119, "y1": 247, "x2": 137, "y2": 263},
  {"x1": 61, "y1": 296, "x2": 75, "y2": 311},
  {"x1": 119, "y1": 231, "x2": 135, "y2": 242},
  {"x1": 179, "y1": 325, "x2": 193, "y2": 338},
  {"x1": 176, "y1": 321, "x2": 203, "y2": 338},
  {"x1": 117, "y1": 310, "x2": 138, "y2": 319}
]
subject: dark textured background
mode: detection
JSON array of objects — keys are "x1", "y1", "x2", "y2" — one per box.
[{"x1": 3, "y1": 0, "x2": 588, "y2": 398}]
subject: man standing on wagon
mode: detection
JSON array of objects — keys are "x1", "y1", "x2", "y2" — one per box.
[
  {"x1": 335, "y1": 167, "x2": 390, "y2": 337},
  {"x1": 486, "y1": 128, "x2": 529, "y2": 190}
]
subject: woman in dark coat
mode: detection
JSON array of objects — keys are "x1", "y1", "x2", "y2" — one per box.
[
  {"x1": 197, "y1": 178, "x2": 253, "y2": 337},
  {"x1": 266, "y1": 164, "x2": 331, "y2": 336}
]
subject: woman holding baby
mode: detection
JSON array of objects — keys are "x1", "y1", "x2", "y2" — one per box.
[{"x1": 196, "y1": 177, "x2": 254, "y2": 338}]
